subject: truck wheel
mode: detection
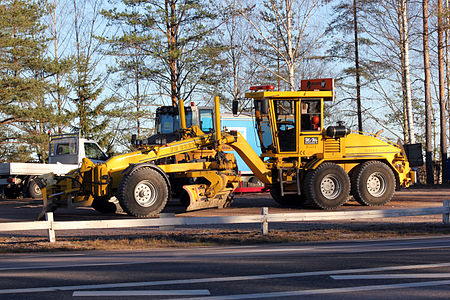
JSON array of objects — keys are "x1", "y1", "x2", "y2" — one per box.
[
  {"x1": 118, "y1": 168, "x2": 168, "y2": 217},
  {"x1": 28, "y1": 180, "x2": 42, "y2": 199},
  {"x1": 270, "y1": 186, "x2": 305, "y2": 207},
  {"x1": 92, "y1": 196, "x2": 117, "y2": 214},
  {"x1": 305, "y1": 163, "x2": 350, "y2": 209},
  {"x1": 351, "y1": 161, "x2": 395, "y2": 206}
]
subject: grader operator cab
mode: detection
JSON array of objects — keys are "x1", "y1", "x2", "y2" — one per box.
[
  {"x1": 240, "y1": 79, "x2": 414, "y2": 209},
  {"x1": 36, "y1": 78, "x2": 415, "y2": 219}
]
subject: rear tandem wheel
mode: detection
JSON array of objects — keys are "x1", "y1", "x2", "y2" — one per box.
[
  {"x1": 304, "y1": 162, "x2": 350, "y2": 209},
  {"x1": 351, "y1": 161, "x2": 395, "y2": 206}
]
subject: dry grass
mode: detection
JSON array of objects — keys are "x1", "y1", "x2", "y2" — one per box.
[{"x1": 1, "y1": 222, "x2": 450, "y2": 253}]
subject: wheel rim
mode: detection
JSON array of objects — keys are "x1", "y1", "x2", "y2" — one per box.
[
  {"x1": 366, "y1": 172, "x2": 386, "y2": 197},
  {"x1": 320, "y1": 174, "x2": 342, "y2": 200},
  {"x1": 33, "y1": 184, "x2": 41, "y2": 195},
  {"x1": 134, "y1": 180, "x2": 158, "y2": 207}
]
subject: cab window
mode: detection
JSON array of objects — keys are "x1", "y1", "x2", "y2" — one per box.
[
  {"x1": 301, "y1": 99, "x2": 321, "y2": 132},
  {"x1": 274, "y1": 100, "x2": 296, "y2": 152},
  {"x1": 84, "y1": 143, "x2": 107, "y2": 161}
]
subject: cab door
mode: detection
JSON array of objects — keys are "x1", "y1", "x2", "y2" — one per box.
[
  {"x1": 273, "y1": 99, "x2": 298, "y2": 153},
  {"x1": 300, "y1": 98, "x2": 323, "y2": 156}
]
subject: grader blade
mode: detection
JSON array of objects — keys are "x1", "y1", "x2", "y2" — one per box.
[{"x1": 183, "y1": 184, "x2": 235, "y2": 211}]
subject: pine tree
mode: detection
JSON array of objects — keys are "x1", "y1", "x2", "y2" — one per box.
[
  {"x1": 69, "y1": 0, "x2": 115, "y2": 150},
  {"x1": 0, "y1": 0, "x2": 55, "y2": 162},
  {"x1": 102, "y1": 0, "x2": 224, "y2": 109}
]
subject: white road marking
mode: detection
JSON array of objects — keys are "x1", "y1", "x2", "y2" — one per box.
[
  {"x1": 177, "y1": 280, "x2": 450, "y2": 299},
  {"x1": 0, "y1": 261, "x2": 144, "y2": 271},
  {"x1": 214, "y1": 244, "x2": 450, "y2": 255},
  {"x1": 332, "y1": 273, "x2": 450, "y2": 279},
  {"x1": 1, "y1": 262, "x2": 450, "y2": 294},
  {"x1": 2, "y1": 241, "x2": 450, "y2": 272},
  {"x1": 73, "y1": 289, "x2": 210, "y2": 297}
]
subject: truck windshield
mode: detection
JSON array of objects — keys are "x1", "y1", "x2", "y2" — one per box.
[{"x1": 84, "y1": 143, "x2": 108, "y2": 161}]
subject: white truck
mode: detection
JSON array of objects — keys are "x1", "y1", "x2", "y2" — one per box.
[{"x1": 0, "y1": 133, "x2": 108, "y2": 199}]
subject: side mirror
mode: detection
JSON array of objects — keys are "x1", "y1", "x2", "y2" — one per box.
[{"x1": 232, "y1": 99, "x2": 238, "y2": 116}]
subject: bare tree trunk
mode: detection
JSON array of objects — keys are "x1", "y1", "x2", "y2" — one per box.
[
  {"x1": 422, "y1": 0, "x2": 434, "y2": 184},
  {"x1": 446, "y1": 0, "x2": 450, "y2": 182},
  {"x1": 135, "y1": 45, "x2": 141, "y2": 138},
  {"x1": 353, "y1": 0, "x2": 362, "y2": 132},
  {"x1": 397, "y1": 3, "x2": 409, "y2": 143},
  {"x1": 166, "y1": 0, "x2": 178, "y2": 107},
  {"x1": 51, "y1": 0, "x2": 62, "y2": 134},
  {"x1": 285, "y1": 0, "x2": 295, "y2": 91},
  {"x1": 437, "y1": 0, "x2": 448, "y2": 183},
  {"x1": 401, "y1": 0, "x2": 415, "y2": 144}
]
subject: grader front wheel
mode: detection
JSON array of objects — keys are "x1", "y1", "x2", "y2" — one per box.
[{"x1": 118, "y1": 168, "x2": 169, "y2": 217}]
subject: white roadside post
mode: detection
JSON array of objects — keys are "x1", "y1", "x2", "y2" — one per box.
[
  {"x1": 46, "y1": 212, "x2": 56, "y2": 243},
  {"x1": 261, "y1": 207, "x2": 269, "y2": 235},
  {"x1": 159, "y1": 213, "x2": 175, "y2": 231},
  {"x1": 443, "y1": 200, "x2": 450, "y2": 224}
]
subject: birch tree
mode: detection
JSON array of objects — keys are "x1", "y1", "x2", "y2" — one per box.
[
  {"x1": 399, "y1": 0, "x2": 415, "y2": 144},
  {"x1": 422, "y1": 0, "x2": 434, "y2": 184},
  {"x1": 234, "y1": 0, "x2": 323, "y2": 91},
  {"x1": 437, "y1": 0, "x2": 448, "y2": 183}
]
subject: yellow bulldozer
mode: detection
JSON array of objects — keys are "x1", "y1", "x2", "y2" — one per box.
[{"x1": 36, "y1": 78, "x2": 416, "y2": 219}]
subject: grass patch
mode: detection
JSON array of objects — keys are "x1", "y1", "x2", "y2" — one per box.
[{"x1": 1, "y1": 222, "x2": 450, "y2": 253}]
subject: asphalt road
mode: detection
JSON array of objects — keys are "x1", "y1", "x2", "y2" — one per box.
[{"x1": 0, "y1": 236, "x2": 450, "y2": 299}]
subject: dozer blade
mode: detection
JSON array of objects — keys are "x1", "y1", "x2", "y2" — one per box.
[{"x1": 183, "y1": 184, "x2": 235, "y2": 211}]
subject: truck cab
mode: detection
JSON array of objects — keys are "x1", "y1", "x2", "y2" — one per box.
[
  {"x1": 0, "y1": 134, "x2": 107, "y2": 199},
  {"x1": 49, "y1": 134, "x2": 108, "y2": 165}
]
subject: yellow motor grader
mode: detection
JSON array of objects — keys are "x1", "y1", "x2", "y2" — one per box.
[{"x1": 36, "y1": 78, "x2": 416, "y2": 218}]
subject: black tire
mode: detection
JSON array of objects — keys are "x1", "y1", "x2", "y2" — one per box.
[
  {"x1": 28, "y1": 180, "x2": 42, "y2": 199},
  {"x1": 304, "y1": 162, "x2": 350, "y2": 209},
  {"x1": 4, "y1": 187, "x2": 20, "y2": 199},
  {"x1": 118, "y1": 168, "x2": 169, "y2": 217},
  {"x1": 270, "y1": 186, "x2": 306, "y2": 207},
  {"x1": 92, "y1": 196, "x2": 117, "y2": 214},
  {"x1": 351, "y1": 161, "x2": 395, "y2": 206}
]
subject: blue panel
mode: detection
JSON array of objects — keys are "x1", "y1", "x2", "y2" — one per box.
[{"x1": 221, "y1": 115, "x2": 261, "y2": 173}]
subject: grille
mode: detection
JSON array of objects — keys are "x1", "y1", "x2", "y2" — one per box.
[{"x1": 324, "y1": 139, "x2": 340, "y2": 153}]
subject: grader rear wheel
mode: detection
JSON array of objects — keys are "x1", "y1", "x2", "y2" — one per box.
[
  {"x1": 304, "y1": 163, "x2": 350, "y2": 209},
  {"x1": 351, "y1": 161, "x2": 395, "y2": 206},
  {"x1": 118, "y1": 168, "x2": 169, "y2": 217}
]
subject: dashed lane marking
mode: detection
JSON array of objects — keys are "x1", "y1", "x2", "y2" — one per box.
[
  {"x1": 73, "y1": 289, "x2": 210, "y2": 297},
  {"x1": 332, "y1": 273, "x2": 450, "y2": 280},
  {"x1": 0, "y1": 262, "x2": 450, "y2": 294},
  {"x1": 176, "y1": 280, "x2": 450, "y2": 299}
]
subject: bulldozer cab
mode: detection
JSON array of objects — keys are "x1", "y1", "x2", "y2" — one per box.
[
  {"x1": 156, "y1": 104, "x2": 214, "y2": 134},
  {"x1": 245, "y1": 79, "x2": 334, "y2": 157}
]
